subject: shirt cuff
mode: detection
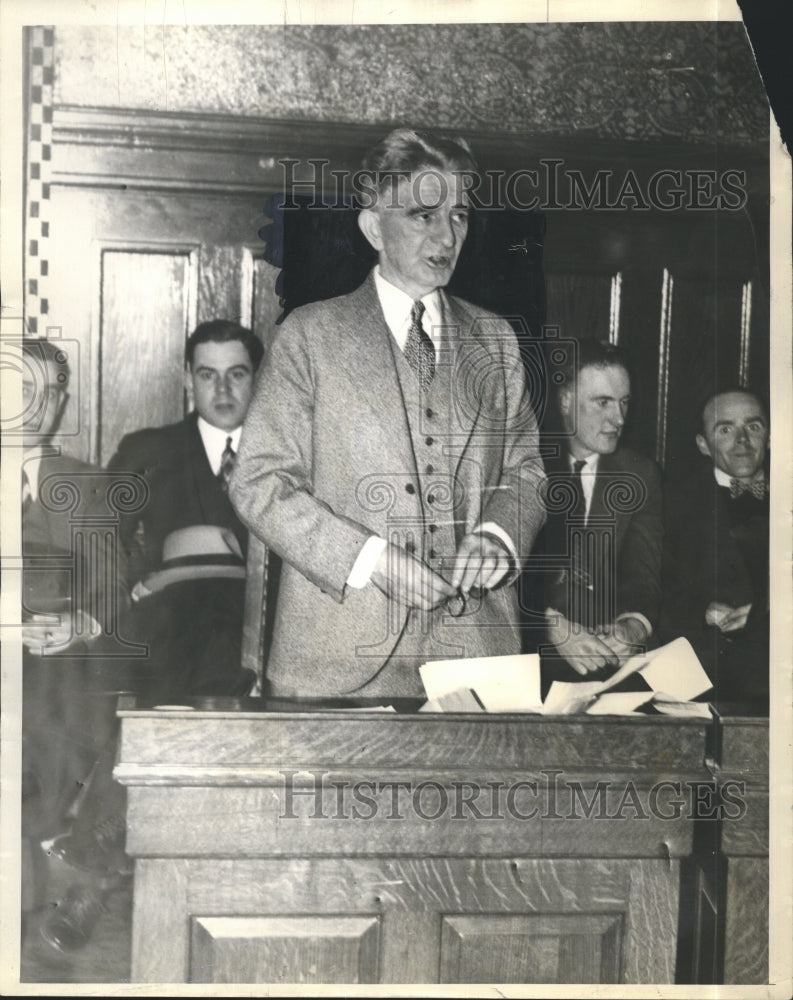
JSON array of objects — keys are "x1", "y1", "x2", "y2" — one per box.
[
  {"x1": 475, "y1": 522, "x2": 518, "y2": 568},
  {"x1": 615, "y1": 611, "x2": 653, "y2": 640},
  {"x1": 346, "y1": 535, "x2": 388, "y2": 589}
]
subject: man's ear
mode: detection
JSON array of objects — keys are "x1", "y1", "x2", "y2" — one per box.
[
  {"x1": 557, "y1": 387, "x2": 573, "y2": 417},
  {"x1": 183, "y1": 366, "x2": 194, "y2": 407},
  {"x1": 52, "y1": 390, "x2": 69, "y2": 435},
  {"x1": 695, "y1": 433, "x2": 711, "y2": 458},
  {"x1": 358, "y1": 208, "x2": 383, "y2": 253}
]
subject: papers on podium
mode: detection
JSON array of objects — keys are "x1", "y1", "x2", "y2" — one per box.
[{"x1": 419, "y1": 637, "x2": 713, "y2": 717}]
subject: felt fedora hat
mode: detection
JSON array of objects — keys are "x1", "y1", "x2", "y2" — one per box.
[{"x1": 137, "y1": 524, "x2": 246, "y2": 596}]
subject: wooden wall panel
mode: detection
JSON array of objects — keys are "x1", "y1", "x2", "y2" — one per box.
[
  {"x1": 251, "y1": 256, "x2": 284, "y2": 353},
  {"x1": 190, "y1": 915, "x2": 380, "y2": 984},
  {"x1": 545, "y1": 273, "x2": 613, "y2": 344},
  {"x1": 197, "y1": 245, "x2": 244, "y2": 325},
  {"x1": 663, "y1": 278, "x2": 745, "y2": 481},
  {"x1": 439, "y1": 913, "x2": 622, "y2": 984},
  {"x1": 99, "y1": 248, "x2": 195, "y2": 463}
]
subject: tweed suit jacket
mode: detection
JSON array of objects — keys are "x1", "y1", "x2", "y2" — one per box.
[
  {"x1": 231, "y1": 272, "x2": 547, "y2": 696},
  {"x1": 108, "y1": 412, "x2": 248, "y2": 586}
]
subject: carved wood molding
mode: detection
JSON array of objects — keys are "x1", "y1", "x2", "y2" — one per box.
[{"x1": 52, "y1": 104, "x2": 769, "y2": 201}]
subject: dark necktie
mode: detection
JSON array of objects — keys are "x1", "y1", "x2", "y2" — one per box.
[
  {"x1": 730, "y1": 477, "x2": 768, "y2": 500},
  {"x1": 571, "y1": 459, "x2": 587, "y2": 522},
  {"x1": 403, "y1": 300, "x2": 435, "y2": 391},
  {"x1": 219, "y1": 436, "x2": 236, "y2": 491}
]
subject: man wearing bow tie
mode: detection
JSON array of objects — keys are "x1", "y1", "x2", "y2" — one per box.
[
  {"x1": 108, "y1": 319, "x2": 263, "y2": 699},
  {"x1": 660, "y1": 388, "x2": 769, "y2": 707},
  {"x1": 231, "y1": 128, "x2": 546, "y2": 699}
]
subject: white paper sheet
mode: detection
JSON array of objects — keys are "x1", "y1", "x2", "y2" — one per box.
[{"x1": 420, "y1": 653, "x2": 542, "y2": 712}]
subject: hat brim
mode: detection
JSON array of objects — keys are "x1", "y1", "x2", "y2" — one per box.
[{"x1": 140, "y1": 563, "x2": 245, "y2": 595}]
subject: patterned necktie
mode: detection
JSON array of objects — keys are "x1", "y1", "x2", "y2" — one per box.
[
  {"x1": 729, "y1": 477, "x2": 768, "y2": 500},
  {"x1": 403, "y1": 300, "x2": 435, "y2": 391},
  {"x1": 219, "y1": 436, "x2": 236, "y2": 491}
]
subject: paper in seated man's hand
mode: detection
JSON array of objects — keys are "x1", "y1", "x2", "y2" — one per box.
[
  {"x1": 449, "y1": 532, "x2": 512, "y2": 595},
  {"x1": 544, "y1": 607, "x2": 620, "y2": 676},
  {"x1": 370, "y1": 543, "x2": 457, "y2": 611},
  {"x1": 22, "y1": 610, "x2": 102, "y2": 656},
  {"x1": 705, "y1": 601, "x2": 752, "y2": 633},
  {"x1": 597, "y1": 615, "x2": 650, "y2": 661}
]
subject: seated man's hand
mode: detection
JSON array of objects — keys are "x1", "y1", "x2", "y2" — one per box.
[
  {"x1": 370, "y1": 543, "x2": 457, "y2": 611},
  {"x1": 21, "y1": 610, "x2": 102, "y2": 656},
  {"x1": 598, "y1": 615, "x2": 650, "y2": 661},
  {"x1": 450, "y1": 532, "x2": 512, "y2": 595},
  {"x1": 545, "y1": 607, "x2": 618, "y2": 676},
  {"x1": 705, "y1": 601, "x2": 752, "y2": 633}
]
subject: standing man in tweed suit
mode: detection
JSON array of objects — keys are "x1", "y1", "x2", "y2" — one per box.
[{"x1": 231, "y1": 129, "x2": 546, "y2": 699}]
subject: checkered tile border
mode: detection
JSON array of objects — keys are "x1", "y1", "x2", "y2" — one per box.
[{"x1": 25, "y1": 27, "x2": 54, "y2": 336}]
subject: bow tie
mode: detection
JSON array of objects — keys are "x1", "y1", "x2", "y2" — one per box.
[{"x1": 729, "y1": 477, "x2": 768, "y2": 500}]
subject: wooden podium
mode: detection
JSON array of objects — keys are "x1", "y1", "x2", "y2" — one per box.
[{"x1": 114, "y1": 702, "x2": 765, "y2": 985}]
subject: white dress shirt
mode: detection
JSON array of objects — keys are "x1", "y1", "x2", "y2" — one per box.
[{"x1": 197, "y1": 417, "x2": 242, "y2": 476}]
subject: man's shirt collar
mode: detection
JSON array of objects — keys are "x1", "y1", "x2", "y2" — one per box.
[
  {"x1": 374, "y1": 266, "x2": 443, "y2": 351},
  {"x1": 197, "y1": 416, "x2": 242, "y2": 476},
  {"x1": 713, "y1": 465, "x2": 766, "y2": 488},
  {"x1": 569, "y1": 452, "x2": 599, "y2": 474},
  {"x1": 22, "y1": 445, "x2": 45, "y2": 502}
]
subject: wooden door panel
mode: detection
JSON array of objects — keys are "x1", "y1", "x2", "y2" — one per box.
[
  {"x1": 48, "y1": 186, "x2": 271, "y2": 464},
  {"x1": 190, "y1": 915, "x2": 380, "y2": 984},
  {"x1": 439, "y1": 912, "x2": 622, "y2": 984},
  {"x1": 99, "y1": 247, "x2": 195, "y2": 463}
]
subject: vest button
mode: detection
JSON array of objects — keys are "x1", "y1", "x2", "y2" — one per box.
[
  {"x1": 425, "y1": 436, "x2": 434, "y2": 445},
  {"x1": 425, "y1": 408, "x2": 434, "y2": 418},
  {"x1": 405, "y1": 483, "x2": 415, "y2": 494}
]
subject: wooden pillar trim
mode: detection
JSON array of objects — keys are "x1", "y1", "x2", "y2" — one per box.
[
  {"x1": 739, "y1": 280, "x2": 753, "y2": 387},
  {"x1": 655, "y1": 268, "x2": 674, "y2": 467},
  {"x1": 609, "y1": 271, "x2": 623, "y2": 345}
]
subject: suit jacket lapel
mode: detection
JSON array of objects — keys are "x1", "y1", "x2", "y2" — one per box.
[
  {"x1": 439, "y1": 293, "x2": 492, "y2": 491},
  {"x1": 591, "y1": 451, "x2": 629, "y2": 546},
  {"x1": 186, "y1": 413, "x2": 219, "y2": 524},
  {"x1": 334, "y1": 273, "x2": 417, "y2": 475}
]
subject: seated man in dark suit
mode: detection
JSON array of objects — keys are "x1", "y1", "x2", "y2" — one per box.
[
  {"x1": 531, "y1": 339, "x2": 663, "y2": 683},
  {"x1": 20, "y1": 338, "x2": 132, "y2": 925},
  {"x1": 44, "y1": 322, "x2": 264, "y2": 910},
  {"x1": 660, "y1": 387, "x2": 769, "y2": 709},
  {"x1": 109, "y1": 319, "x2": 264, "y2": 701}
]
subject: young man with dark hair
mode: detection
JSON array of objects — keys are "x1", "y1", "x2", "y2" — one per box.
[{"x1": 107, "y1": 319, "x2": 263, "y2": 699}]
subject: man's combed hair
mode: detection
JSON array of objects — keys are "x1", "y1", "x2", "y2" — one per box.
[
  {"x1": 185, "y1": 320, "x2": 264, "y2": 371},
  {"x1": 361, "y1": 128, "x2": 478, "y2": 195},
  {"x1": 698, "y1": 384, "x2": 769, "y2": 431},
  {"x1": 556, "y1": 338, "x2": 633, "y2": 393}
]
